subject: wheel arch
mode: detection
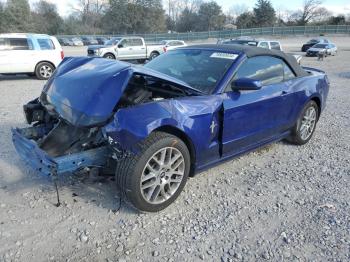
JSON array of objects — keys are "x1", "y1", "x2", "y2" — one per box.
[
  {"x1": 153, "y1": 125, "x2": 196, "y2": 177},
  {"x1": 309, "y1": 96, "x2": 321, "y2": 120},
  {"x1": 35, "y1": 60, "x2": 56, "y2": 71},
  {"x1": 103, "y1": 52, "x2": 116, "y2": 59}
]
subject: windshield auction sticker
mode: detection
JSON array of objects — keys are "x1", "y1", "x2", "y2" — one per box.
[{"x1": 210, "y1": 52, "x2": 238, "y2": 60}]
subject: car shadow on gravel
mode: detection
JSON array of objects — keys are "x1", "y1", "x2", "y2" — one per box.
[
  {"x1": 0, "y1": 74, "x2": 40, "y2": 81},
  {"x1": 0, "y1": 142, "x2": 137, "y2": 215}
]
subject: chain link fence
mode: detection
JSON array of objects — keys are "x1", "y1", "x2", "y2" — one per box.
[{"x1": 58, "y1": 25, "x2": 350, "y2": 43}]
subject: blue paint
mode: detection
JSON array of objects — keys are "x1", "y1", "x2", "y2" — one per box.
[{"x1": 12, "y1": 46, "x2": 329, "y2": 176}]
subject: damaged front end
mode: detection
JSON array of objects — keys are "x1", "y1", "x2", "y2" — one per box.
[
  {"x1": 12, "y1": 57, "x2": 197, "y2": 177},
  {"x1": 12, "y1": 99, "x2": 113, "y2": 176}
]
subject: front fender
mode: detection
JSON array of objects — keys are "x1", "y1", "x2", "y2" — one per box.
[{"x1": 104, "y1": 96, "x2": 223, "y2": 167}]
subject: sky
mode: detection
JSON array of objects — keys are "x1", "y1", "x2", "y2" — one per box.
[{"x1": 11, "y1": 0, "x2": 350, "y2": 17}]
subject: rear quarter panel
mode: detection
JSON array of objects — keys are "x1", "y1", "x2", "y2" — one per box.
[{"x1": 290, "y1": 70, "x2": 329, "y2": 122}]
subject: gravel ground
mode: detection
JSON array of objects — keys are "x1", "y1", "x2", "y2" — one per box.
[{"x1": 0, "y1": 36, "x2": 349, "y2": 262}]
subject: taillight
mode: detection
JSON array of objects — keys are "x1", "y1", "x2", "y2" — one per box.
[
  {"x1": 163, "y1": 46, "x2": 167, "y2": 52},
  {"x1": 60, "y1": 50, "x2": 64, "y2": 60}
]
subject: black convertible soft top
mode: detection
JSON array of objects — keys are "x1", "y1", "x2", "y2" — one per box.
[{"x1": 183, "y1": 44, "x2": 309, "y2": 77}]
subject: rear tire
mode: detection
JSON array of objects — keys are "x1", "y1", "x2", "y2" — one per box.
[
  {"x1": 115, "y1": 132, "x2": 190, "y2": 212},
  {"x1": 35, "y1": 62, "x2": 54, "y2": 80},
  {"x1": 288, "y1": 100, "x2": 319, "y2": 145},
  {"x1": 149, "y1": 52, "x2": 159, "y2": 60}
]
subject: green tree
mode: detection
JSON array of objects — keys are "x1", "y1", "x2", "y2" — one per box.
[
  {"x1": 3, "y1": 0, "x2": 32, "y2": 32},
  {"x1": 32, "y1": 1, "x2": 63, "y2": 35},
  {"x1": 328, "y1": 15, "x2": 346, "y2": 25},
  {"x1": 102, "y1": 0, "x2": 166, "y2": 34},
  {"x1": 236, "y1": 11, "x2": 256, "y2": 29},
  {"x1": 253, "y1": 0, "x2": 276, "y2": 27},
  {"x1": 197, "y1": 1, "x2": 225, "y2": 31},
  {"x1": 0, "y1": 2, "x2": 4, "y2": 33},
  {"x1": 176, "y1": 7, "x2": 198, "y2": 32}
]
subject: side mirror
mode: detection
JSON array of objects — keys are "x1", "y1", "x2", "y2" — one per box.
[
  {"x1": 118, "y1": 44, "x2": 123, "y2": 48},
  {"x1": 231, "y1": 78, "x2": 262, "y2": 91}
]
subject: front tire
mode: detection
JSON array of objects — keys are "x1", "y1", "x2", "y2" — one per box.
[
  {"x1": 289, "y1": 100, "x2": 319, "y2": 145},
  {"x1": 35, "y1": 62, "x2": 54, "y2": 80},
  {"x1": 115, "y1": 132, "x2": 190, "y2": 212},
  {"x1": 103, "y1": 53, "x2": 116, "y2": 59}
]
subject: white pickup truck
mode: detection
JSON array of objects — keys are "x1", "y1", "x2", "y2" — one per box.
[{"x1": 87, "y1": 36, "x2": 164, "y2": 62}]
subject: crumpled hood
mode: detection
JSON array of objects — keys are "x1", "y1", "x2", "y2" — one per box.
[{"x1": 41, "y1": 57, "x2": 197, "y2": 127}]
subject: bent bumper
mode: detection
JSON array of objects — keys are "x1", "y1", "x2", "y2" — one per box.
[{"x1": 12, "y1": 127, "x2": 111, "y2": 176}]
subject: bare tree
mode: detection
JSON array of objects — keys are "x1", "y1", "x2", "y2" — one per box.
[
  {"x1": 227, "y1": 4, "x2": 249, "y2": 24},
  {"x1": 298, "y1": 0, "x2": 327, "y2": 25},
  {"x1": 166, "y1": 0, "x2": 202, "y2": 23},
  {"x1": 71, "y1": 0, "x2": 107, "y2": 34}
]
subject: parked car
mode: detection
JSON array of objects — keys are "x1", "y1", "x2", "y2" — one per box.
[
  {"x1": 95, "y1": 36, "x2": 108, "y2": 45},
  {"x1": 81, "y1": 36, "x2": 98, "y2": 46},
  {"x1": 220, "y1": 38, "x2": 283, "y2": 50},
  {"x1": 301, "y1": 38, "x2": 329, "y2": 52},
  {"x1": 58, "y1": 37, "x2": 73, "y2": 46},
  {"x1": 0, "y1": 33, "x2": 64, "y2": 80},
  {"x1": 70, "y1": 37, "x2": 84, "y2": 46},
  {"x1": 87, "y1": 36, "x2": 164, "y2": 61},
  {"x1": 12, "y1": 44, "x2": 329, "y2": 212},
  {"x1": 306, "y1": 43, "x2": 337, "y2": 57},
  {"x1": 220, "y1": 38, "x2": 302, "y2": 64},
  {"x1": 160, "y1": 40, "x2": 187, "y2": 52}
]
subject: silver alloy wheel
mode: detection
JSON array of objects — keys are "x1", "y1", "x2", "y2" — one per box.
[
  {"x1": 140, "y1": 147, "x2": 185, "y2": 204},
  {"x1": 300, "y1": 106, "x2": 317, "y2": 140},
  {"x1": 39, "y1": 65, "x2": 53, "y2": 79}
]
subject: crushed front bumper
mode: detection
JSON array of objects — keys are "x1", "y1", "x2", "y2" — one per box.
[{"x1": 12, "y1": 127, "x2": 111, "y2": 176}]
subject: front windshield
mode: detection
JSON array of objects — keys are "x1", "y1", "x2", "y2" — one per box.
[
  {"x1": 105, "y1": 37, "x2": 121, "y2": 45},
  {"x1": 144, "y1": 49, "x2": 237, "y2": 94},
  {"x1": 314, "y1": 44, "x2": 327, "y2": 48}
]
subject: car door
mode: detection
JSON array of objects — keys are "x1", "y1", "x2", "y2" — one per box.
[
  {"x1": 4, "y1": 37, "x2": 35, "y2": 73},
  {"x1": 129, "y1": 38, "x2": 146, "y2": 59},
  {"x1": 222, "y1": 56, "x2": 297, "y2": 157},
  {"x1": 117, "y1": 39, "x2": 133, "y2": 60}
]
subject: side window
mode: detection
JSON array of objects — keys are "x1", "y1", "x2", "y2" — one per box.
[
  {"x1": 270, "y1": 42, "x2": 281, "y2": 51},
  {"x1": 131, "y1": 38, "x2": 143, "y2": 46},
  {"x1": 283, "y1": 63, "x2": 296, "y2": 80},
  {"x1": 0, "y1": 38, "x2": 9, "y2": 51},
  {"x1": 9, "y1": 38, "x2": 30, "y2": 50},
  {"x1": 258, "y1": 42, "x2": 269, "y2": 49},
  {"x1": 232, "y1": 56, "x2": 284, "y2": 86},
  {"x1": 37, "y1": 39, "x2": 55, "y2": 50},
  {"x1": 119, "y1": 39, "x2": 129, "y2": 47}
]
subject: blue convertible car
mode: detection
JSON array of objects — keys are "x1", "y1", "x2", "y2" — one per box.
[{"x1": 12, "y1": 44, "x2": 329, "y2": 211}]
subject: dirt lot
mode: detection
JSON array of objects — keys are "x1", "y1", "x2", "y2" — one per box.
[{"x1": 0, "y1": 36, "x2": 349, "y2": 262}]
